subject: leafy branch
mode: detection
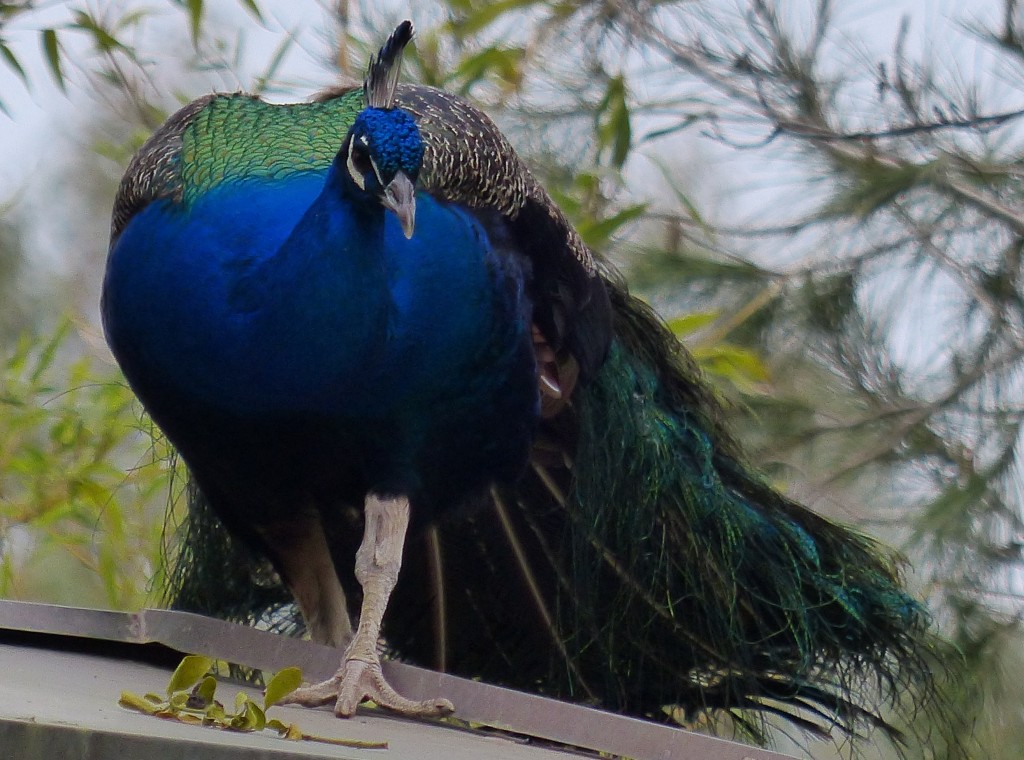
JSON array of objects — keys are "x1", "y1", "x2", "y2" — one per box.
[{"x1": 119, "y1": 654, "x2": 387, "y2": 750}]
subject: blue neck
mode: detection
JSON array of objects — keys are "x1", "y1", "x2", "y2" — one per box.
[{"x1": 229, "y1": 163, "x2": 393, "y2": 375}]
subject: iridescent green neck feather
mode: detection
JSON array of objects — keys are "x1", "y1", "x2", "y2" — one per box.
[{"x1": 180, "y1": 91, "x2": 364, "y2": 203}]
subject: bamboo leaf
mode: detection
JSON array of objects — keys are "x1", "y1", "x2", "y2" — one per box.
[
  {"x1": 71, "y1": 11, "x2": 125, "y2": 53},
  {"x1": 40, "y1": 29, "x2": 64, "y2": 92},
  {"x1": 668, "y1": 311, "x2": 719, "y2": 337},
  {"x1": 186, "y1": 0, "x2": 204, "y2": 46},
  {"x1": 692, "y1": 343, "x2": 771, "y2": 386},
  {"x1": 596, "y1": 75, "x2": 631, "y2": 169},
  {"x1": 577, "y1": 203, "x2": 647, "y2": 249},
  {"x1": 0, "y1": 42, "x2": 27, "y2": 84},
  {"x1": 448, "y1": 0, "x2": 544, "y2": 37},
  {"x1": 451, "y1": 46, "x2": 523, "y2": 91},
  {"x1": 236, "y1": 0, "x2": 264, "y2": 23}
]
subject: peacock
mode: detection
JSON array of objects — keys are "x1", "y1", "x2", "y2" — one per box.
[{"x1": 102, "y1": 20, "x2": 949, "y2": 749}]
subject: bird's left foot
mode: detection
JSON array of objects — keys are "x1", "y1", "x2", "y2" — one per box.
[{"x1": 281, "y1": 657, "x2": 454, "y2": 718}]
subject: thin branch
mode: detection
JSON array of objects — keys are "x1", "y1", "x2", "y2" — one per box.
[{"x1": 775, "y1": 106, "x2": 1024, "y2": 141}]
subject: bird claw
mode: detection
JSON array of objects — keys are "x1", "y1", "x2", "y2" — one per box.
[
  {"x1": 279, "y1": 675, "x2": 344, "y2": 709},
  {"x1": 281, "y1": 658, "x2": 454, "y2": 719}
]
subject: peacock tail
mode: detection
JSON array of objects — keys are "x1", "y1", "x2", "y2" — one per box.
[{"x1": 540, "y1": 275, "x2": 942, "y2": 739}]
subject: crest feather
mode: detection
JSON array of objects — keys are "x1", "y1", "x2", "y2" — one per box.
[{"x1": 365, "y1": 21, "x2": 413, "y2": 109}]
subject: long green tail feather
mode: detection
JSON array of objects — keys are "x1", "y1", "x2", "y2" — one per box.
[
  {"x1": 551, "y1": 276, "x2": 956, "y2": 746},
  {"x1": 167, "y1": 480, "x2": 299, "y2": 636}
]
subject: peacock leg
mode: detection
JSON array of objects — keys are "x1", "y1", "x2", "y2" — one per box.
[
  {"x1": 256, "y1": 515, "x2": 353, "y2": 648},
  {"x1": 281, "y1": 494, "x2": 454, "y2": 718}
]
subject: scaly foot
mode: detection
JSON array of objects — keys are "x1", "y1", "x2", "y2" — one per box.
[
  {"x1": 281, "y1": 495, "x2": 454, "y2": 719},
  {"x1": 282, "y1": 657, "x2": 454, "y2": 718}
]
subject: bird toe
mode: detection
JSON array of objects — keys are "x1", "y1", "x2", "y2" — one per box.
[
  {"x1": 277, "y1": 675, "x2": 344, "y2": 708},
  {"x1": 334, "y1": 658, "x2": 454, "y2": 719}
]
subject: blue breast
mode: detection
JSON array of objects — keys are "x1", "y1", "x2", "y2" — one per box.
[{"x1": 103, "y1": 166, "x2": 539, "y2": 503}]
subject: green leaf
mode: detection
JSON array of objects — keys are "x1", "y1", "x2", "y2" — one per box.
[
  {"x1": 451, "y1": 46, "x2": 523, "y2": 91},
  {"x1": 228, "y1": 694, "x2": 265, "y2": 731},
  {"x1": 667, "y1": 311, "x2": 719, "y2": 337},
  {"x1": 167, "y1": 655, "x2": 214, "y2": 695},
  {"x1": 577, "y1": 203, "x2": 647, "y2": 249},
  {"x1": 119, "y1": 691, "x2": 163, "y2": 714},
  {"x1": 186, "y1": 0, "x2": 204, "y2": 46},
  {"x1": 263, "y1": 666, "x2": 302, "y2": 708},
  {"x1": 0, "y1": 42, "x2": 27, "y2": 84},
  {"x1": 113, "y1": 8, "x2": 153, "y2": 32},
  {"x1": 41, "y1": 29, "x2": 64, "y2": 92},
  {"x1": 30, "y1": 319, "x2": 68, "y2": 383},
  {"x1": 596, "y1": 75, "x2": 631, "y2": 169},
  {"x1": 692, "y1": 344, "x2": 770, "y2": 387},
  {"x1": 268, "y1": 718, "x2": 304, "y2": 740},
  {"x1": 247, "y1": 700, "x2": 266, "y2": 731},
  {"x1": 448, "y1": 0, "x2": 544, "y2": 37},
  {"x1": 195, "y1": 675, "x2": 217, "y2": 707},
  {"x1": 236, "y1": 0, "x2": 264, "y2": 23},
  {"x1": 205, "y1": 701, "x2": 227, "y2": 722},
  {"x1": 71, "y1": 11, "x2": 125, "y2": 53}
]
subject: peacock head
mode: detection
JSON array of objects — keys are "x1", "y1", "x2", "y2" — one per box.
[
  {"x1": 340, "y1": 20, "x2": 421, "y2": 239},
  {"x1": 342, "y1": 107, "x2": 423, "y2": 239}
]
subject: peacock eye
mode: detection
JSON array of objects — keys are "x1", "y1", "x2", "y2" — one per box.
[{"x1": 346, "y1": 137, "x2": 373, "y2": 190}]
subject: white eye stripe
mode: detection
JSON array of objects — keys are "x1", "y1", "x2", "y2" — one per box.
[
  {"x1": 370, "y1": 157, "x2": 385, "y2": 187},
  {"x1": 346, "y1": 139, "x2": 366, "y2": 191},
  {"x1": 346, "y1": 135, "x2": 387, "y2": 192}
]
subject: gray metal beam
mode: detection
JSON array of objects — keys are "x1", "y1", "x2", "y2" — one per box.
[{"x1": 0, "y1": 601, "x2": 793, "y2": 760}]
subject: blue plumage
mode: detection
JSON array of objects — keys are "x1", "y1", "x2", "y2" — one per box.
[
  {"x1": 103, "y1": 21, "x2": 952, "y2": 750},
  {"x1": 106, "y1": 144, "x2": 537, "y2": 507}
]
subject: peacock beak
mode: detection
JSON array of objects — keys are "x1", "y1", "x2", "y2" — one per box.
[{"x1": 382, "y1": 171, "x2": 416, "y2": 239}]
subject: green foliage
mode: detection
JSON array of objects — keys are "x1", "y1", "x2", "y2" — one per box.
[
  {"x1": 450, "y1": 45, "x2": 524, "y2": 94},
  {"x1": 118, "y1": 655, "x2": 387, "y2": 748},
  {"x1": 446, "y1": 0, "x2": 548, "y2": 38},
  {"x1": 40, "y1": 28, "x2": 63, "y2": 92},
  {"x1": 595, "y1": 75, "x2": 631, "y2": 170},
  {"x1": 0, "y1": 319, "x2": 173, "y2": 609}
]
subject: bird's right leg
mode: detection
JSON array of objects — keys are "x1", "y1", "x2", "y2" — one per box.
[
  {"x1": 256, "y1": 515, "x2": 353, "y2": 648},
  {"x1": 280, "y1": 494, "x2": 453, "y2": 718}
]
